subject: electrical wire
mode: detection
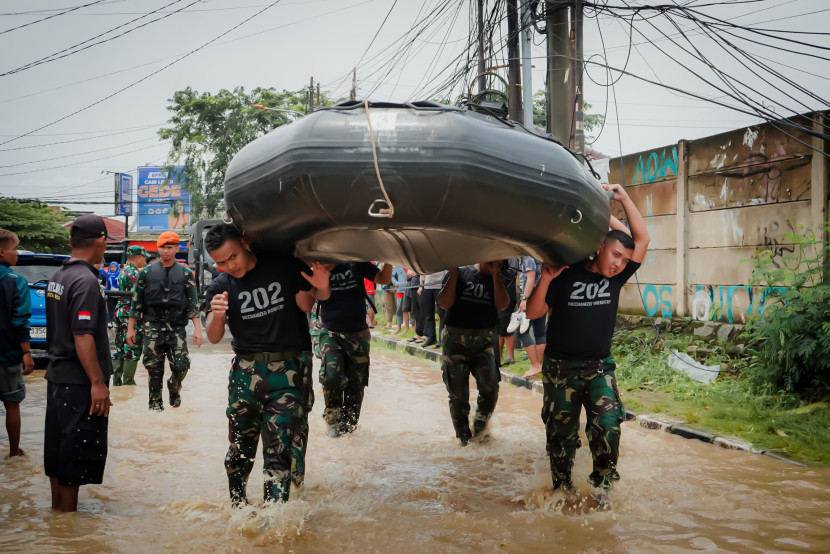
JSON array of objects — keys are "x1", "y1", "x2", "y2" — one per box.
[
  {"x1": 0, "y1": 0, "x2": 109, "y2": 35},
  {"x1": 0, "y1": 0, "x2": 285, "y2": 148},
  {"x1": 1, "y1": 0, "x2": 199, "y2": 77}
]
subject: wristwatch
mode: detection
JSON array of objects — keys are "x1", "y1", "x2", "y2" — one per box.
[{"x1": 521, "y1": 295, "x2": 527, "y2": 300}]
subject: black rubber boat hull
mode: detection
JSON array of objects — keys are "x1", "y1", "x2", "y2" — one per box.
[{"x1": 224, "y1": 102, "x2": 610, "y2": 272}]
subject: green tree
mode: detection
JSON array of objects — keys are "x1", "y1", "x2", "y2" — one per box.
[
  {"x1": 532, "y1": 90, "x2": 605, "y2": 141},
  {"x1": 159, "y1": 86, "x2": 316, "y2": 220},
  {"x1": 0, "y1": 198, "x2": 69, "y2": 253}
]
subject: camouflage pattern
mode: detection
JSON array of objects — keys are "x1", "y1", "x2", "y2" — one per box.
[
  {"x1": 309, "y1": 307, "x2": 323, "y2": 359},
  {"x1": 142, "y1": 322, "x2": 190, "y2": 409},
  {"x1": 440, "y1": 329, "x2": 500, "y2": 442},
  {"x1": 540, "y1": 356, "x2": 625, "y2": 490},
  {"x1": 128, "y1": 262, "x2": 199, "y2": 321},
  {"x1": 113, "y1": 263, "x2": 143, "y2": 362},
  {"x1": 225, "y1": 353, "x2": 313, "y2": 505},
  {"x1": 318, "y1": 329, "x2": 370, "y2": 432}
]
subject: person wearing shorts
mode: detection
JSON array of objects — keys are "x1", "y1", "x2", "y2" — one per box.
[
  {"x1": 44, "y1": 215, "x2": 114, "y2": 512},
  {"x1": 0, "y1": 229, "x2": 34, "y2": 458}
]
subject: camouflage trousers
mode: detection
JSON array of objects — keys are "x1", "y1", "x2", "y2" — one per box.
[
  {"x1": 113, "y1": 315, "x2": 143, "y2": 360},
  {"x1": 440, "y1": 327, "x2": 500, "y2": 442},
  {"x1": 318, "y1": 329, "x2": 370, "y2": 432},
  {"x1": 541, "y1": 356, "x2": 626, "y2": 490},
  {"x1": 142, "y1": 322, "x2": 190, "y2": 409},
  {"x1": 225, "y1": 352, "x2": 313, "y2": 505}
]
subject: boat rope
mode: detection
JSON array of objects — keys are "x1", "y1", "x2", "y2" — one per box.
[{"x1": 363, "y1": 98, "x2": 395, "y2": 218}]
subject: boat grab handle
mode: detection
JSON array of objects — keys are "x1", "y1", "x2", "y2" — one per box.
[
  {"x1": 368, "y1": 199, "x2": 393, "y2": 218},
  {"x1": 570, "y1": 210, "x2": 583, "y2": 224}
]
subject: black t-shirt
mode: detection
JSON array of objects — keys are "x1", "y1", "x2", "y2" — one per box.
[
  {"x1": 544, "y1": 260, "x2": 641, "y2": 360},
  {"x1": 204, "y1": 253, "x2": 312, "y2": 353},
  {"x1": 45, "y1": 259, "x2": 112, "y2": 385},
  {"x1": 443, "y1": 266, "x2": 500, "y2": 330},
  {"x1": 318, "y1": 262, "x2": 380, "y2": 332}
]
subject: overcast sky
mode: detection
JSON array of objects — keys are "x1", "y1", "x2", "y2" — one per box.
[{"x1": 1, "y1": 0, "x2": 827, "y2": 219}]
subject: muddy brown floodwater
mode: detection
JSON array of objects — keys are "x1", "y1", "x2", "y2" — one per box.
[{"x1": 2, "y1": 336, "x2": 829, "y2": 553}]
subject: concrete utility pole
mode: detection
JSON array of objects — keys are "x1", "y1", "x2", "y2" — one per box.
[
  {"x1": 546, "y1": 1, "x2": 570, "y2": 142},
  {"x1": 477, "y1": 0, "x2": 486, "y2": 93},
  {"x1": 520, "y1": 0, "x2": 534, "y2": 126},
  {"x1": 573, "y1": 0, "x2": 585, "y2": 152},
  {"x1": 350, "y1": 68, "x2": 357, "y2": 101},
  {"x1": 507, "y1": 0, "x2": 522, "y2": 121}
]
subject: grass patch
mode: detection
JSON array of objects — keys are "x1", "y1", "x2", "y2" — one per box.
[{"x1": 612, "y1": 326, "x2": 830, "y2": 464}]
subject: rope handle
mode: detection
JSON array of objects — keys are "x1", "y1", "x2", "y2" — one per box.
[{"x1": 363, "y1": 99, "x2": 395, "y2": 218}]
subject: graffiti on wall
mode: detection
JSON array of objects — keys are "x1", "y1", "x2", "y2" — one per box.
[
  {"x1": 690, "y1": 285, "x2": 787, "y2": 324},
  {"x1": 641, "y1": 284, "x2": 674, "y2": 318},
  {"x1": 632, "y1": 146, "x2": 678, "y2": 186}
]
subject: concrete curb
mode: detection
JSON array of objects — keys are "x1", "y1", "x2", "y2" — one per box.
[{"x1": 371, "y1": 332, "x2": 809, "y2": 468}]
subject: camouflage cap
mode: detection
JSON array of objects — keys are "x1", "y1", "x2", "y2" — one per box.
[{"x1": 127, "y1": 245, "x2": 147, "y2": 256}]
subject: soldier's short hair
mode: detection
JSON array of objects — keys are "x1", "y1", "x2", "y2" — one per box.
[
  {"x1": 204, "y1": 223, "x2": 244, "y2": 252},
  {"x1": 604, "y1": 229, "x2": 635, "y2": 251}
]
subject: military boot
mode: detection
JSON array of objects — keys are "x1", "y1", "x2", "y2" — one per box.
[
  {"x1": 111, "y1": 357, "x2": 124, "y2": 386},
  {"x1": 121, "y1": 360, "x2": 139, "y2": 386}
]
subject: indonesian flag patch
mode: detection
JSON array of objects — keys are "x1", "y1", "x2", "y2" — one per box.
[{"x1": 78, "y1": 311, "x2": 91, "y2": 321}]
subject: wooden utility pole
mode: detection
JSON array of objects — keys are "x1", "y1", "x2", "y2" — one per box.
[
  {"x1": 507, "y1": 0, "x2": 522, "y2": 121},
  {"x1": 477, "y1": 0, "x2": 486, "y2": 93},
  {"x1": 546, "y1": 2, "x2": 570, "y2": 141},
  {"x1": 317, "y1": 83, "x2": 321, "y2": 108}
]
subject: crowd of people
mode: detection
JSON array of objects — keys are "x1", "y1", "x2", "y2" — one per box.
[{"x1": 0, "y1": 182, "x2": 648, "y2": 512}]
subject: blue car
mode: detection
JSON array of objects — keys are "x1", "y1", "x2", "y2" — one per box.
[{"x1": 14, "y1": 252, "x2": 69, "y2": 356}]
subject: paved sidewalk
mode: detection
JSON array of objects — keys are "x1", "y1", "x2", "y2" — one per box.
[{"x1": 371, "y1": 331, "x2": 806, "y2": 467}]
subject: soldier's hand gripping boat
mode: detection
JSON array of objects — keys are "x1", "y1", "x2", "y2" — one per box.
[{"x1": 223, "y1": 101, "x2": 610, "y2": 272}]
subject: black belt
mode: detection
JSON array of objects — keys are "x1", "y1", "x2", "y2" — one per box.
[{"x1": 235, "y1": 351, "x2": 304, "y2": 362}]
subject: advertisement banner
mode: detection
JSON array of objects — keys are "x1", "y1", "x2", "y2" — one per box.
[
  {"x1": 116, "y1": 173, "x2": 133, "y2": 216},
  {"x1": 136, "y1": 166, "x2": 191, "y2": 233}
]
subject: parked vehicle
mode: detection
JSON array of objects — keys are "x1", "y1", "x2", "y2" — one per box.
[{"x1": 14, "y1": 252, "x2": 69, "y2": 358}]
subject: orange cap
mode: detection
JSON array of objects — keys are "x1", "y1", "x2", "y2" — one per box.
[{"x1": 156, "y1": 231, "x2": 180, "y2": 248}]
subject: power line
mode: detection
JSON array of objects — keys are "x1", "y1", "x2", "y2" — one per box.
[
  {"x1": 0, "y1": 0, "x2": 285, "y2": 148},
  {"x1": 0, "y1": 0, "x2": 109, "y2": 35}
]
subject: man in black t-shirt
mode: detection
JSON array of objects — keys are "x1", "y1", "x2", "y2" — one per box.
[
  {"x1": 318, "y1": 261, "x2": 392, "y2": 437},
  {"x1": 44, "y1": 215, "x2": 114, "y2": 512},
  {"x1": 203, "y1": 223, "x2": 330, "y2": 507},
  {"x1": 526, "y1": 183, "x2": 650, "y2": 506},
  {"x1": 437, "y1": 262, "x2": 509, "y2": 445}
]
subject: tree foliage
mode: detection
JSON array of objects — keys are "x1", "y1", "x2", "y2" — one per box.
[
  {"x1": 532, "y1": 90, "x2": 604, "y2": 140},
  {"x1": 743, "y1": 222, "x2": 830, "y2": 395},
  {"x1": 159, "y1": 86, "x2": 317, "y2": 221},
  {"x1": 0, "y1": 198, "x2": 69, "y2": 253}
]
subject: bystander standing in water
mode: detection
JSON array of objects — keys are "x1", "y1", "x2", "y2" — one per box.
[
  {"x1": 43, "y1": 215, "x2": 114, "y2": 512},
  {"x1": 526, "y1": 183, "x2": 649, "y2": 507},
  {"x1": 0, "y1": 229, "x2": 34, "y2": 458},
  {"x1": 437, "y1": 261, "x2": 508, "y2": 446},
  {"x1": 203, "y1": 223, "x2": 330, "y2": 506}
]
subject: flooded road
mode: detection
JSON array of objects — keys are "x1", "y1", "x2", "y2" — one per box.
[{"x1": 2, "y1": 337, "x2": 830, "y2": 552}]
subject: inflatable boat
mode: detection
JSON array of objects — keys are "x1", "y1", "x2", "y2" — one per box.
[{"x1": 223, "y1": 101, "x2": 610, "y2": 273}]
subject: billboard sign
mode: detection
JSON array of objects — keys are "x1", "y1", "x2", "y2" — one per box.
[
  {"x1": 115, "y1": 173, "x2": 133, "y2": 216},
  {"x1": 136, "y1": 166, "x2": 191, "y2": 233}
]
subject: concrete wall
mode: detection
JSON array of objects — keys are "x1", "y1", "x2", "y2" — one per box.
[{"x1": 607, "y1": 112, "x2": 829, "y2": 323}]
